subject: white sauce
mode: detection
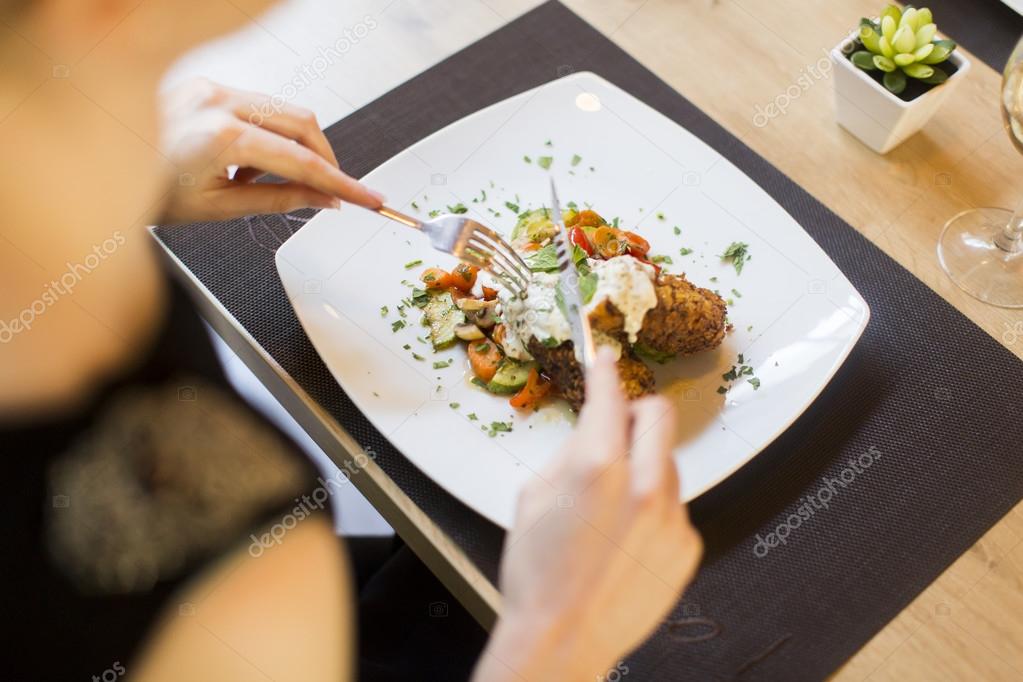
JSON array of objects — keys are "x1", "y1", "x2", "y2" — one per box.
[
  {"x1": 585, "y1": 256, "x2": 658, "y2": 343},
  {"x1": 499, "y1": 255, "x2": 657, "y2": 359}
]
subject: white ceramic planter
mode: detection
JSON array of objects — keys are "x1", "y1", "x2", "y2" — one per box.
[{"x1": 830, "y1": 29, "x2": 971, "y2": 154}]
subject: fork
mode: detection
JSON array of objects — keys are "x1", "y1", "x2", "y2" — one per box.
[{"x1": 374, "y1": 206, "x2": 532, "y2": 298}]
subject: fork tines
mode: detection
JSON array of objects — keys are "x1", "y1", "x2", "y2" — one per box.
[{"x1": 459, "y1": 223, "x2": 532, "y2": 298}]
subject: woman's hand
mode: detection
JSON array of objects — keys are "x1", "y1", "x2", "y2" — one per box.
[
  {"x1": 475, "y1": 348, "x2": 703, "y2": 682},
  {"x1": 158, "y1": 78, "x2": 383, "y2": 223}
]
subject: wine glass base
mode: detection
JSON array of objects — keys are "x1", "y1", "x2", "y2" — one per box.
[{"x1": 937, "y1": 207, "x2": 1023, "y2": 309}]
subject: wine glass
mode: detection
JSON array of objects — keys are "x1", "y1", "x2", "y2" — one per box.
[{"x1": 937, "y1": 36, "x2": 1023, "y2": 308}]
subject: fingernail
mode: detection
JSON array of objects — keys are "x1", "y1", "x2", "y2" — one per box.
[
  {"x1": 317, "y1": 197, "x2": 341, "y2": 210},
  {"x1": 595, "y1": 346, "x2": 616, "y2": 366},
  {"x1": 368, "y1": 188, "x2": 386, "y2": 205}
]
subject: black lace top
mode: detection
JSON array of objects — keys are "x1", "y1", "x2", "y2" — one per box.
[{"x1": 2, "y1": 278, "x2": 319, "y2": 679}]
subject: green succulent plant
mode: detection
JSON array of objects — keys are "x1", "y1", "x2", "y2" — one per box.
[{"x1": 852, "y1": 5, "x2": 956, "y2": 95}]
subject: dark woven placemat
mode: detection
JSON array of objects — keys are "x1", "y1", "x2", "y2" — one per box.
[
  {"x1": 927, "y1": 0, "x2": 1022, "y2": 70},
  {"x1": 155, "y1": 2, "x2": 1023, "y2": 678}
]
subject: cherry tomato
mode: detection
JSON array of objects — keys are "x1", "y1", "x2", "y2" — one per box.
[
  {"x1": 570, "y1": 226, "x2": 594, "y2": 256},
  {"x1": 420, "y1": 267, "x2": 454, "y2": 290},
  {"x1": 592, "y1": 226, "x2": 626, "y2": 259},
  {"x1": 575, "y1": 210, "x2": 604, "y2": 228},
  {"x1": 450, "y1": 262, "x2": 479, "y2": 293},
  {"x1": 622, "y1": 231, "x2": 650, "y2": 255}
]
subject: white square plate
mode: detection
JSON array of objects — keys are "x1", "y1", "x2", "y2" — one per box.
[{"x1": 276, "y1": 72, "x2": 869, "y2": 528}]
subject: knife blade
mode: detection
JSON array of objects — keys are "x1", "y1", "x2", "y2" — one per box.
[{"x1": 549, "y1": 178, "x2": 596, "y2": 368}]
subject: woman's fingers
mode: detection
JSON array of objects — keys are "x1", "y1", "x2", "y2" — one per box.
[
  {"x1": 225, "y1": 88, "x2": 341, "y2": 167},
  {"x1": 628, "y1": 396, "x2": 679, "y2": 501},
  {"x1": 205, "y1": 182, "x2": 339, "y2": 220},
  {"x1": 226, "y1": 124, "x2": 383, "y2": 208}
]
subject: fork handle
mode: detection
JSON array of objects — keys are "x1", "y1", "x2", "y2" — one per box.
[{"x1": 375, "y1": 206, "x2": 422, "y2": 230}]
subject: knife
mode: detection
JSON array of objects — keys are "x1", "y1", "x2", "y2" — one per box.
[{"x1": 549, "y1": 178, "x2": 596, "y2": 368}]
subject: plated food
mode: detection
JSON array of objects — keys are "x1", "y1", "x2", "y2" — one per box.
[{"x1": 411, "y1": 207, "x2": 728, "y2": 410}]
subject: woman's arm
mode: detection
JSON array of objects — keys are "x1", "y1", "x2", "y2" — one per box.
[{"x1": 135, "y1": 515, "x2": 352, "y2": 682}]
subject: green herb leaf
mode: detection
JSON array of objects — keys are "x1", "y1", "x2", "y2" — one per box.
[
  {"x1": 651, "y1": 255, "x2": 673, "y2": 265},
  {"x1": 537, "y1": 156, "x2": 553, "y2": 170},
  {"x1": 634, "y1": 342, "x2": 676, "y2": 364},
  {"x1": 403, "y1": 259, "x2": 422, "y2": 269},
  {"x1": 679, "y1": 247, "x2": 693, "y2": 256},
  {"x1": 526, "y1": 243, "x2": 560, "y2": 272},
  {"x1": 391, "y1": 320, "x2": 406, "y2": 332},
  {"x1": 571, "y1": 154, "x2": 582, "y2": 167},
  {"x1": 673, "y1": 226, "x2": 681, "y2": 235},
  {"x1": 380, "y1": 305, "x2": 389, "y2": 317},
  {"x1": 412, "y1": 289, "x2": 430, "y2": 308},
  {"x1": 579, "y1": 271, "x2": 598, "y2": 304},
  {"x1": 505, "y1": 201, "x2": 520, "y2": 213},
  {"x1": 748, "y1": 377, "x2": 761, "y2": 390},
  {"x1": 523, "y1": 155, "x2": 532, "y2": 164},
  {"x1": 468, "y1": 412, "x2": 479, "y2": 421},
  {"x1": 720, "y1": 241, "x2": 750, "y2": 275},
  {"x1": 447, "y1": 203, "x2": 468, "y2": 214},
  {"x1": 433, "y1": 359, "x2": 453, "y2": 369},
  {"x1": 449, "y1": 402, "x2": 460, "y2": 409}
]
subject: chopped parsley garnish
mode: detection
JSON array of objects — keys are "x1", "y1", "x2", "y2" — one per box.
[
  {"x1": 541, "y1": 337, "x2": 560, "y2": 348},
  {"x1": 709, "y1": 276, "x2": 718, "y2": 283},
  {"x1": 523, "y1": 155, "x2": 532, "y2": 164},
  {"x1": 679, "y1": 247, "x2": 693, "y2": 256},
  {"x1": 656, "y1": 212, "x2": 665, "y2": 220},
  {"x1": 391, "y1": 320, "x2": 406, "y2": 332},
  {"x1": 433, "y1": 359, "x2": 453, "y2": 369},
  {"x1": 488, "y1": 421, "x2": 513, "y2": 437},
  {"x1": 717, "y1": 386, "x2": 729, "y2": 394},
  {"x1": 731, "y1": 288, "x2": 742, "y2": 298},
  {"x1": 411, "y1": 288, "x2": 430, "y2": 308},
  {"x1": 403, "y1": 344, "x2": 411, "y2": 350},
  {"x1": 403, "y1": 259, "x2": 422, "y2": 269},
  {"x1": 411, "y1": 201, "x2": 419, "y2": 210},
  {"x1": 468, "y1": 412, "x2": 479, "y2": 421},
  {"x1": 673, "y1": 226, "x2": 681, "y2": 235},
  {"x1": 474, "y1": 342, "x2": 490, "y2": 353},
  {"x1": 447, "y1": 203, "x2": 468, "y2": 214},
  {"x1": 544, "y1": 139, "x2": 553, "y2": 147},
  {"x1": 721, "y1": 241, "x2": 751, "y2": 275},
  {"x1": 537, "y1": 156, "x2": 553, "y2": 170},
  {"x1": 380, "y1": 305, "x2": 389, "y2": 317},
  {"x1": 571, "y1": 154, "x2": 582, "y2": 167},
  {"x1": 567, "y1": 200, "x2": 578, "y2": 209},
  {"x1": 748, "y1": 378, "x2": 761, "y2": 390},
  {"x1": 505, "y1": 200, "x2": 520, "y2": 213},
  {"x1": 411, "y1": 352, "x2": 424, "y2": 361},
  {"x1": 428, "y1": 209, "x2": 441, "y2": 218},
  {"x1": 611, "y1": 217, "x2": 620, "y2": 228},
  {"x1": 471, "y1": 377, "x2": 487, "y2": 389},
  {"x1": 651, "y1": 255, "x2": 673, "y2": 265},
  {"x1": 449, "y1": 402, "x2": 460, "y2": 409}
]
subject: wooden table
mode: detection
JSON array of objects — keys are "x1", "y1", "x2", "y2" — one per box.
[{"x1": 164, "y1": 1, "x2": 1023, "y2": 678}]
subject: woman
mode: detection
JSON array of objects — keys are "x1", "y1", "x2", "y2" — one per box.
[{"x1": 0, "y1": 0, "x2": 703, "y2": 679}]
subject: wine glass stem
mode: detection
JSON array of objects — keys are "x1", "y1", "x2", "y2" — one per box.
[{"x1": 995, "y1": 195, "x2": 1023, "y2": 253}]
